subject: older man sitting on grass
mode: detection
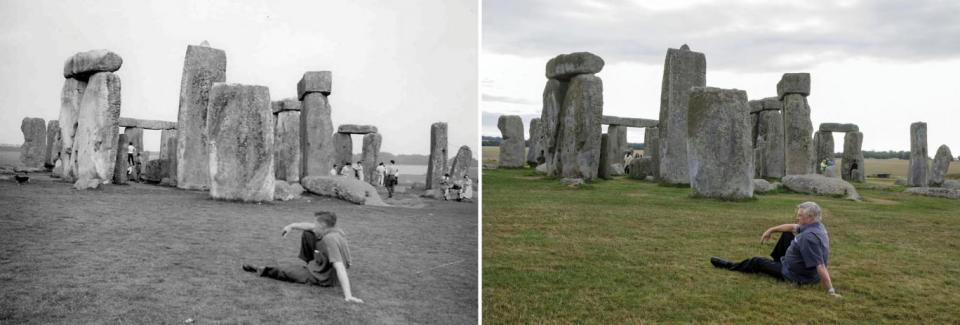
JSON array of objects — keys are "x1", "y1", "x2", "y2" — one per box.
[{"x1": 710, "y1": 201, "x2": 840, "y2": 298}]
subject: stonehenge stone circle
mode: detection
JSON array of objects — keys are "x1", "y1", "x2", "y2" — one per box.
[
  {"x1": 332, "y1": 132, "x2": 353, "y2": 165},
  {"x1": 757, "y1": 110, "x2": 784, "y2": 178},
  {"x1": 644, "y1": 127, "x2": 659, "y2": 178},
  {"x1": 176, "y1": 43, "x2": 226, "y2": 190},
  {"x1": 299, "y1": 71, "x2": 335, "y2": 179},
  {"x1": 908, "y1": 122, "x2": 928, "y2": 187},
  {"x1": 819, "y1": 123, "x2": 858, "y2": 133},
  {"x1": 930, "y1": 145, "x2": 953, "y2": 187},
  {"x1": 527, "y1": 118, "x2": 542, "y2": 167},
  {"x1": 539, "y1": 78, "x2": 568, "y2": 177},
  {"x1": 658, "y1": 44, "x2": 706, "y2": 185},
  {"x1": 361, "y1": 132, "x2": 382, "y2": 183},
  {"x1": 274, "y1": 107, "x2": 301, "y2": 182},
  {"x1": 159, "y1": 129, "x2": 178, "y2": 185},
  {"x1": 557, "y1": 73, "x2": 603, "y2": 180},
  {"x1": 776, "y1": 73, "x2": 810, "y2": 99},
  {"x1": 59, "y1": 78, "x2": 87, "y2": 180},
  {"x1": 337, "y1": 124, "x2": 377, "y2": 134},
  {"x1": 426, "y1": 122, "x2": 448, "y2": 189},
  {"x1": 782, "y1": 93, "x2": 813, "y2": 175},
  {"x1": 63, "y1": 49, "x2": 123, "y2": 79},
  {"x1": 497, "y1": 115, "x2": 525, "y2": 168},
  {"x1": 19, "y1": 118, "x2": 46, "y2": 168},
  {"x1": 841, "y1": 131, "x2": 864, "y2": 182},
  {"x1": 813, "y1": 131, "x2": 834, "y2": 172},
  {"x1": 45, "y1": 120, "x2": 61, "y2": 167},
  {"x1": 74, "y1": 72, "x2": 121, "y2": 188},
  {"x1": 545, "y1": 52, "x2": 605, "y2": 80},
  {"x1": 205, "y1": 83, "x2": 274, "y2": 202},
  {"x1": 449, "y1": 145, "x2": 473, "y2": 181},
  {"x1": 686, "y1": 87, "x2": 753, "y2": 200}
]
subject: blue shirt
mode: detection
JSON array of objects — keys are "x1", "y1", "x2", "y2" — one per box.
[{"x1": 781, "y1": 222, "x2": 829, "y2": 284}]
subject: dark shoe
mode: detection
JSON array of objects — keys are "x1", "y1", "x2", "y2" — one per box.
[
  {"x1": 710, "y1": 257, "x2": 733, "y2": 269},
  {"x1": 242, "y1": 264, "x2": 257, "y2": 273}
]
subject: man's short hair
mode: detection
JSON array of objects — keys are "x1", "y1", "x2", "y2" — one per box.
[
  {"x1": 390, "y1": 160, "x2": 395, "y2": 164},
  {"x1": 315, "y1": 211, "x2": 337, "y2": 227},
  {"x1": 797, "y1": 201, "x2": 822, "y2": 222}
]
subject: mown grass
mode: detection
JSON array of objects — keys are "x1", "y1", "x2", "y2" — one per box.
[{"x1": 482, "y1": 167, "x2": 960, "y2": 324}]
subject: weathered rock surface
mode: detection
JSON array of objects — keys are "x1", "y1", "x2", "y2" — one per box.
[
  {"x1": 782, "y1": 174, "x2": 861, "y2": 201},
  {"x1": 527, "y1": 118, "x2": 542, "y2": 167},
  {"x1": 301, "y1": 176, "x2": 387, "y2": 206},
  {"x1": 819, "y1": 123, "x2": 858, "y2": 133},
  {"x1": 929, "y1": 145, "x2": 953, "y2": 187},
  {"x1": 118, "y1": 118, "x2": 176, "y2": 130},
  {"x1": 300, "y1": 92, "x2": 335, "y2": 178},
  {"x1": 142, "y1": 159, "x2": 164, "y2": 182},
  {"x1": 75, "y1": 72, "x2": 121, "y2": 185},
  {"x1": 332, "y1": 133, "x2": 353, "y2": 166},
  {"x1": 749, "y1": 100, "x2": 763, "y2": 114},
  {"x1": 942, "y1": 179, "x2": 960, "y2": 189},
  {"x1": 557, "y1": 74, "x2": 603, "y2": 180},
  {"x1": 59, "y1": 78, "x2": 87, "y2": 180},
  {"x1": 63, "y1": 49, "x2": 123, "y2": 78},
  {"x1": 540, "y1": 78, "x2": 568, "y2": 177},
  {"x1": 112, "y1": 134, "x2": 129, "y2": 184},
  {"x1": 20, "y1": 118, "x2": 46, "y2": 168},
  {"x1": 757, "y1": 110, "x2": 785, "y2": 178},
  {"x1": 449, "y1": 145, "x2": 473, "y2": 181},
  {"x1": 497, "y1": 115, "x2": 525, "y2": 168},
  {"x1": 274, "y1": 180, "x2": 304, "y2": 201},
  {"x1": 908, "y1": 122, "x2": 928, "y2": 187},
  {"x1": 686, "y1": 87, "x2": 753, "y2": 200},
  {"x1": 658, "y1": 44, "x2": 706, "y2": 185},
  {"x1": 297, "y1": 71, "x2": 332, "y2": 99},
  {"x1": 361, "y1": 133, "x2": 382, "y2": 183},
  {"x1": 123, "y1": 127, "x2": 143, "y2": 155},
  {"x1": 895, "y1": 177, "x2": 908, "y2": 186},
  {"x1": 644, "y1": 127, "x2": 660, "y2": 179},
  {"x1": 176, "y1": 44, "x2": 226, "y2": 190},
  {"x1": 426, "y1": 122, "x2": 448, "y2": 189},
  {"x1": 605, "y1": 125, "x2": 626, "y2": 176},
  {"x1": 753, "y1": 179, "x2": 779, "y2": 193},
  {"x1": 600, "y1": 116, "x2": 658, "y2": 128},
  {"x1": 205, "y1": 83, "x2": 274, "y2": 202},
  {"x1": 160, "y1": 129, "x2": 177, "y2": 183},
  {"x1": 274, "y1": 111, "x2": 301, "y2": 182},
  {"x1": 814, "y1": 131, "x2": 834, "y2": 173},
  {"x1": 73, "y1": 178, "x2": 102, "y2": 190},
  {"x1": 337, "y1": 124, "x2": 377, "y2": 134},
  {"x1": 628, "y1": 157, "x2": 654, "y2": 180},
  {"x1": 905, "y1": 187, "x2": 960, "y2": 200},
  {"x1": 841, "y1": 132, "x2": 864, "y2": 182},
  {"x1": 761, "y1": 97, "x2": 783, "y2": 110},
  {"x1": 598, "y1": 134, "x2": 611, "y2": 179},
  {"x1": 776, "y1": 73, "x2": 811, "y2": 99},
  {"x1": 270, "y1": 98, "x2": 301, "y2": 114},
  {"x1": 783, "y1": 93, "x2": 813, "y2": 175},
  {"x1": 754, "y1": 138, "x2": 765, "y2": 178},
  {"x1": 545, "y1": 52, "x2": 604, "y2": 80},
  {"x1": 45, "y1": 120, "x2": 61, "y2": 167},
  {"x1": 560, "y1": 177, "x2": 584, "y2": 187}
]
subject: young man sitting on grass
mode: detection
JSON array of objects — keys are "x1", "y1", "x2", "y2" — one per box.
[
  {"x1": 242, "y1": 211, "x2": 363, "y2": 303},
  {"x1": 710, "y1": 201, "x2": 840, "y2": 298}
]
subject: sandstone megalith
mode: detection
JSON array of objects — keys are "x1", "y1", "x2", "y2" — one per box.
[
  {"x1": 45, "y1": 120, "x2": 61, "y2": 167},
  {"x1": 539, "y1": 79, "x2": 568, "y2": 176},
  {"x1": 361, "y1": 132, "x2": 382, "y2": 183},
  {"x1": 426, "y1": 122, "x2": 448, "y2": 189},
  {"x1": 908, "y1": 122, "x2": 928, "y2": 187},
  {"x1": 757, "y1": 110, "x2": 785, "y2": 178},
  {"x1": 557, "y1": 73, "x2": 603, "y2": 180},
  {"x1": 205, "y1": 83, "x2": 274, "y2": 202},
  {"x1": 58, "y1": 78, "x2": 87, "y2": 180},
  {"x1": 658, "y1": 44, "x2": 706, "y2": 185},
  {"x1": 686, "y1": 87, "x2": 753, "y2": 200},
  {"x1": 332, "y1": 132, "x2": 352, "y2": 166},
  {"x1": 449, "y1": 145, "x2": 473, "y2": 181},
  {"x1": 160, "y1": 129, "x2": 178, "y2": 185},
  {"x1": 780, "y1": 73, "x2": 813, "y2": 175},
  {"x1": 299, "y1": 71, "x2": 335, "y2": 179},
  {"x1": 527, "y1": 118, "x2": 542, "y2": 167},
  {"x1": 176, "y1": 43, "x2": 226, "y2": 190},
  {"x1": 841, "y1": 131, "x2": 864, "y2": 182},
  {"x1": 273, "y1": 99, "x2": 301, "y2": 182},
  {"x1": 930, "y1": 145, "x2": 953, "y2": 187},
  {"x1": 74, "y1": 72, "x2": 121, "y2": 188},
  {"x1": 19, "y1": 118, "x2": 46, "y2": 168},
  {"x1": 497, "y1": 115, "x2": 524, "y2": 168}
]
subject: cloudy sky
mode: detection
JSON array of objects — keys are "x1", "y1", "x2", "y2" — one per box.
[
  {"x1": 482, "y1": 0, "x2": 960, "y2": 154},
  {"x1": 0, "y1": 0, "x2": 477, "y2": 157}
]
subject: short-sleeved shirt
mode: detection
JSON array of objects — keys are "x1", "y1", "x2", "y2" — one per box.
[
  {"x1": 128, "y1": 145, "x2": 135, "y2": 154},
  {"x1": 306, "y1": 228, "x2": 352, "y2": 286},
  {"x1": 781, "y1": 222, "x2": 829, "y2": 284}
]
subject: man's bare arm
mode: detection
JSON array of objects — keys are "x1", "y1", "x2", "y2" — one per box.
[
  {"x1": 817, "y1": 264, "x2": 840, "y2": 297},
  {"x1": 333, "y1": 262, "x2": 363, "y2": 303},
  {"x1": 760, "y1": 224, "x2": 799, "y2": 243},
  {"x1": 281, "y1": 222, "x2": 316, "y2": 237}
]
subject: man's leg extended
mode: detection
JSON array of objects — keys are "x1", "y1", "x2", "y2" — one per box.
[
  {"x1": 258, "y1": 265, "x2": 320, "y2": 285},
  {"x1": 727, "y1": 257, "x2": 785, "y2": 281}
]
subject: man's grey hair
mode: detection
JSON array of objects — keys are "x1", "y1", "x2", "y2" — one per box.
[{"x1": 797, "y1": 201, "x2": 822, "y2": 222}]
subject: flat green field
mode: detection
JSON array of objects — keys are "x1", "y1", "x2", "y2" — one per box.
[{"x1": 482, "y1": 165, "x2": 960, "y2": 323}]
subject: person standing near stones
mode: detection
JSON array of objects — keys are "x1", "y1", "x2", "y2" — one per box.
[
  {"x1": 385, "y1": 160, "x2": 399, "y2": 198},
  {"x1": 330, "y1": 164, "x2": 339, "y2": 177},
  {"x1": 440, "y1": 173, "x2": 452, "y2": 200},
  {"x1": 376, "y1": 162, "x2": 386, "y2": 187},
  {"x1": 710, "y1": 202, "x2": 839, "y2": 298},
  {"x1": 459, "y1": 174, "x2": 473, "y2": 201},
  {"x1": 242, "y1": 211, "x2": 363, "y2": 304},
  {"x1": 354, "y1": 161, "x2": 364, "y2": 182},
  {"x1": 340, "y1": 161, "x2": 353, "y2": 178},
  {"x1": 127, "y1": 142, "x2": 136, "y2": 165}
]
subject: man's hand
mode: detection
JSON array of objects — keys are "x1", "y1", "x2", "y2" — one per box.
[
  {"x1": 345, "y1": 296, "x2": 364, "y2": 303},
  {"x1": 760, "y1": 230, "x2": 773, "y2": 244},
  {"x1": 281, "y1": 226, "x2": 290, "y2": 238}
]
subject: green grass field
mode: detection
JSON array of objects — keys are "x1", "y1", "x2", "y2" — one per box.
[{"x1": 482, "y1": 147, "x2": 960, "y2": 323}]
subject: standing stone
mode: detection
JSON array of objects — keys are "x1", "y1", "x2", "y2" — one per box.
[
  {"x1": 754, "y1": 137, "x2": 765, "y2": 178},
  {"x1": 497, "y1": 115, "x2": 524, "y2": 168},
  {"x1": 658, "y1": 44, "x2": 706, "y2": 185},
  {"x1": 426, "y1": 122, "x2": 448, "y2": 189},
  {"x1": 540, "y1": 79, "x2": 569, "y2": 176},
  {"x1": 757, "y1": 110, "x2": 785, "y2": 178},
  {"x1": 782, "y1": 93, "x2": 813, "y2": 175},
  {"x1": 333, "y1": 133, "x2": 353, "y2": 166},
  {"x1": 908, "y1": 122, "x2": 928, "y2": 187},
  {"x1": 449, "y1": 145, "x2": 473, "y2": 181},
  {"x1": 813, "y1": 131, "x2": 834, "y2": 174},
  {"x1": 123, "y1": 127, "x2": 144, "y2": 155},
  {"x1": 361, "y1": 133, "x2": 382, "y2": 184},
  {"x1": 606, "y1": 125, "x2": 626, "y2": 175},
  {"x1": 160, "y1": 129, "x2": 178, "y2": 184},
  {"x1": 274, "y1": 110, "x2": 301, "y2": 182},
  {"x1": 598, "y1": 134, "x2": 611, "y2": 179},
  {"x1": 526, "y1": 118, "x2": 542, "y2": 167},
  {"x1": 45, "y1": 120, "x2": 61, "y2": 167},
  {"x1": 19, "y1": 118, "x2": 46, "y2": 168},
  {"x1": 176, "y1": 43, "x2": 226, "y2": 190},
  {"x1": 841, "y1": 131, "x2": 864, "y2": 182},
  {"x1": 557, "y1": 74, "x2": 603, "y2": 180},
  {"x1": 644, "y1": 127, "x2": 659, "y2": 178},
  {"x1": 74, "y1": 72, "x2": 121, "y2": 187},
  {"x1": 205, "y1": 83, "x2": 274, "y2": 202},
  {"x1": 686, "y1": 87, "x2": 753, "y2": 200},
  {"x1": 299, "y1": 71, "x2": 335, "y2": 179},
  {"x1": 113, "y1": 134, "x2": 129, "y2": 184},
  {"x1": 59, "y1": 78, "x2": 87, "y2": 180},
  {"x1": 930, "y1": 145, "x2": 953, "y2": 187}
]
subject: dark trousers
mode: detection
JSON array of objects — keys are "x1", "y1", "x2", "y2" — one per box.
[
  {"x1": 259, "y1": 231, "x2": 321, "y2": 285},
  {"x1": 727, "y1": 232, "x2": 794, "y2": 281}
]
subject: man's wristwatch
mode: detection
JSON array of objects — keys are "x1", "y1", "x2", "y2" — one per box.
[{"x1": 827, "y1": 288, "x2": 836, "y2": 295}]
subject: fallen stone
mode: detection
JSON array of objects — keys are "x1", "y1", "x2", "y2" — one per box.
[
  {"x1": 496, "y1": 115, "x2": 524, "y2": 168},
  {"x1": 908, "y1": 122, "x2": 928, "y2": 187},
  {"x1": 274, "y1": 111, "x2": 301, "y2": 182},
  {"x1": 540, "y1": 78, "x2": 569, "y2": 177},
  {"x1": 449, "y1": 145, "x2": 473, "y2": 181},
  {"x1": 783, "y1": 93, "x2": 813, "y2": 175},
  {"x1": 929, "y1": 145, "x2": 953, "y2": 187},
  {"x1": 658, "y1": 44, "x2": 706, "y2": 185},
  {"x1": 545, "y1": 52, "x2": 604, "y2": 80},
  {"x1": 819, "y1": 123, "x2": 859, "y2": 133},
  {"x1": 274, "y1": 180, "x2": 304, "y2": 201},
  {"x1": 45, "y1": 120, "x2": 61, "y2": 167},
  {"x1": 63, "y1": 49, "x2": 123, "y2": 78},
  {"x1": 942, "y1": 179, "x2": 960, "y2": 189},
  {"x1": 527, "y1": 118, "x2": 542, "y2": 167},
  {"x1": 558, "y1": 74, "x2": 603, "y2": 180},
  {"x1": 361, "y1": 133, "x2": 381, "y2": 183},
  {"x1": 75, "y1": 72, "x2": 121, "y2": 185},
  {"x1": 534, "y1": 163, "x2": 548, "y2": 175},
  {"x1": 300, "y1": 91, "x2": 335, "y2": 178},
  {"x1": 176, "y1": 44, "x2": 226, "y2": 190},
  {"x1": 297, "y1": 71, "x2": 332, "y2": 99},
  {"x1": 59, "y1": 78, "x2": 87, "y2": 181},
  {"x1": 904, "y1": 187, "x2": 960, "y2": 200},
  {"x1": 753, "y1": 179, "x2": 778, "y2": 193},
  {"x1": 600, "y1": 116, "x2": 658, "y2": 128},
  {"x1": 560, "y1": 177, "x2": 584, "y2": 187},
  {"x1": 205, "y1": 83, "x2": 274, "y2": 202},
  {"x1": 118, "y1": 118, "x2": 177, "y2": 130},
  {"x1": 20, "y1": 118, "x2": 46, "y2": 168},
  {"x1": 686, "y1": 87, "x2": 754, "y2": 200},
  {"x1": 301, "y1": 176, "x2": 387, "y2": 206},
  {"x1": 782, "y1": 174, "x2": 861, "y2": 201},
  {"x1": 777, "y1": 73, "x2": 811, "y2": 99},
  {"x1": 336, "y1": 124, "x2": 377, "y2": 135},
  {"x1": 841, "y1": 132, "x2": 864, "y2": 182}
]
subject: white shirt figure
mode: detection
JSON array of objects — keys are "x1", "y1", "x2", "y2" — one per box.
[
  {"x1": 376, "y1": 165, "x2": 386, "y2": 186},
  {"x1": 354, "y1": 163, "x2": 364, "y2": 182},
  {"x1": 387, "y1": 163, "x2": 399, "y2": 176},
  {"x1": 329, "y1": 167, "x2": 338, "y2": 177},
  {"x1": 127, "y1": 144, "x2": 135, "y2": 154},
  {"x1": 340, "y1": 165, "x2": 353, "y2": 177},
  {"x1": 461, "y1": 176, "x2": 473, "y2": 200}
]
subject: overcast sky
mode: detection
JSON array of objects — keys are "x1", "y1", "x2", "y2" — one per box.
[
  {"x1": 0, "y1": 0, "x2": 477, "y2": 157},
  {"x1": 482, "y1": 0, "x2": 960, "y2": 154}
]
